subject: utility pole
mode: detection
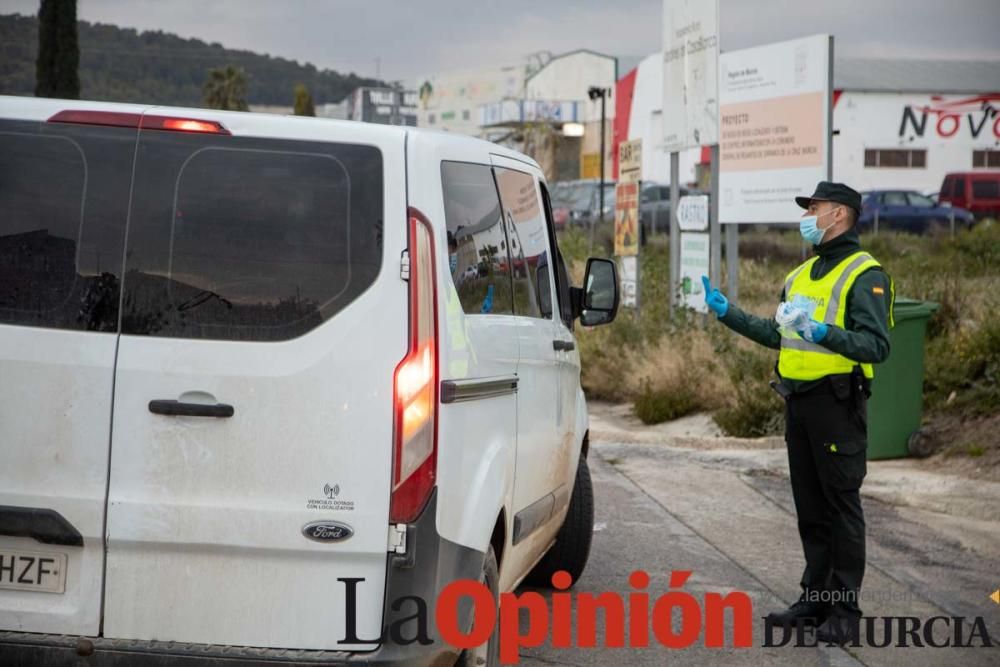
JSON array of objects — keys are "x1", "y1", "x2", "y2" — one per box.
[
  {"x1": 588, "y1": 86, "x2": 611, "y2": 246},
  {"x1": 599, "y1": 92, "x2": 606, "y2": 223}
]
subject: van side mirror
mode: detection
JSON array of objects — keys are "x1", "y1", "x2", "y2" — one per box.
[{"x1": 571, "y1": 257, "x2": 619, "y2": 326}]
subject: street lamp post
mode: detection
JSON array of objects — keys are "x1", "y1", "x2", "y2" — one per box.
[{"x1": 588, "y1": 86, "x2": 611, "y2": 227}]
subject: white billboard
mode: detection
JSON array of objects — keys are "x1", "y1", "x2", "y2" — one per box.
[
  {"x1": 662, "y1": 0, "x2": 719, "y2": 151},
  {"x1": 718, "y1": 34, "x2": 832, "y2": 223}
]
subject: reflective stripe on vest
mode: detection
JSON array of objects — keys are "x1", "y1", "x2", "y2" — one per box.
[{"x1": 778, "y1": 251, "x2": 883, "y2": 382}]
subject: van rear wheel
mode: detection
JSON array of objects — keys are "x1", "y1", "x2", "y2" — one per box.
[
  {"x1": 525, "y1": 456, "x2": 594, "y2": 588},
  {"x1": 456, "y1": 545, "x2": 499, "y2": 667}
]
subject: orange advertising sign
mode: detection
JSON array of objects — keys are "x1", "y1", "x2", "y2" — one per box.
[{"x1": 614, "y1": 181, "x2": 639, "y2": 257}]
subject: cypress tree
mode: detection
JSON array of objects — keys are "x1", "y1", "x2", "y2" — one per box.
[
  {"x1": 35, "y1": 0, "x2": 81, "y2": 99},
  {"x1": 293, "y1": 83, "x2": 315, "y2": 116}
]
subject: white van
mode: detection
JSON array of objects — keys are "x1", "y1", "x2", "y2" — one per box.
[{"x1": 0, "y1": 96, "x2": 619, "y2": 666}]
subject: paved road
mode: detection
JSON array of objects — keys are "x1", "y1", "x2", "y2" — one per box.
[{"x1": 516, "y1": 438, "x2": 1000, "y2": 666}]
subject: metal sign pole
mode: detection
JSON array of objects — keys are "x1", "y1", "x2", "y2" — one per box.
[
  {"x1": 636, "y1": 179, "x2": 642, "y2": 317},
  {"x1": 669, "y1": 151, "x2": 680, "y2": 310},
  {"x1": 709, "y1": 144, "x2": 721, "y2": 290},
  {"x1": 726, "y1": 223, "x2": 739, "y2": 304},
  {"x1": 827, "y1": 35, "x2": 834, "y2": 182}
]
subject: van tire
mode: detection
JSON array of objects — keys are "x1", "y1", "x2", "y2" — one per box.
[
  {"x1": 456, "y1": 545, "x2": 500, "y2": 667},
  {"x1": 524, "y1": 456, "x2": 594, "y2": 588}
]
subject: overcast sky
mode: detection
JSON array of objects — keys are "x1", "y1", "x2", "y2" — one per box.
[{"x1": 2, "y1": 0, "x2": 998, "y2": 82}]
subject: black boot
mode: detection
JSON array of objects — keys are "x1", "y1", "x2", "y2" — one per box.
[
  {"x1": 816, "y1": 613, "x2": 861, "y2": 645},
  {"x1": 766, "y1": 598, "x2": 831, "y2": 626}
]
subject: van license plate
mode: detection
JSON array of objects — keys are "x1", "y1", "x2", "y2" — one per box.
[{"x1": 0, "y1": 550, "x2": 67, "y2": 593}]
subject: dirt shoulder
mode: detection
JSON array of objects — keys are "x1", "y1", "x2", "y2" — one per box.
[{"x1": 915, "y1": 412, "x2": 1000, "y2": 482}]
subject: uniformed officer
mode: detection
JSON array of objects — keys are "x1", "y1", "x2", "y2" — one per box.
[{"x1": 702, "y1": 182, "x2": 894, "y2": 643}]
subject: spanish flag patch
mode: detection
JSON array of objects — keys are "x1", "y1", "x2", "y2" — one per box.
[{"x1": 873, "y1": 287, "x2": 885, "y2": 295}]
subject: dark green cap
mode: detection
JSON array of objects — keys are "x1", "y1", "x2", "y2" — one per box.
[{"x1": 795, "y1": 181, "x2": 863, "y2": 216}]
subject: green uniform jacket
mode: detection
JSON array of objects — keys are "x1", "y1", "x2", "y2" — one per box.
[{"x1": 719, "y1": 229, "x2": 893, "y2": 393}]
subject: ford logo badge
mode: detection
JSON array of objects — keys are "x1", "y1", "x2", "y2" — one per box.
[{"x1": 302, "y1": 521, "x2": 354, "y2": 543}]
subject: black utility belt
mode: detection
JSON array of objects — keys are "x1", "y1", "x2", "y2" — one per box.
[{"x1": 773, "y1": 369, "x2": 871, "y2": 401}]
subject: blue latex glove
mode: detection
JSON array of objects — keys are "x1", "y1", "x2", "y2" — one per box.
[
  {"x1": 701, "y1": 276, "x2": 729, "y2": 318},
  {"x1": 798, "y1": 319, "x2": 829, "y2": 343},
  {"x1": 480, "y1": 284, "x2": 494, "y2": 314}
]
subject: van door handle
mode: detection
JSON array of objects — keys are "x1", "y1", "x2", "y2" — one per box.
[
  {"x1": 553, "y1": 340, "x2": 575, "y2": 351},
  {"x1": 148, "y1": 400, "x2": 235, "y2": 418}
]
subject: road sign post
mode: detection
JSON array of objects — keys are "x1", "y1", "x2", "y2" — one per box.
[
  {"x1": 662, "y1": 0, "x2": 719, "y2": 311},
  {"x1": 616, "y1": 139, "x2": 642, "y2": 311},
  {"x1": 677, "y1": 193, "x2": 710, "y2": 314}
]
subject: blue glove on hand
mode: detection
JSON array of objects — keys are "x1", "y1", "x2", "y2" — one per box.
[
  {"x1": 798, "y1": 319, "x2": 829, "y2": 343},
  {"x1": 701, "y1": 276, "x2": 729, "y2": 318}
]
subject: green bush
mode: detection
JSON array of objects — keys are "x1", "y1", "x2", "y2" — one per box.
[
  {"x1": 948, "y1": 220, "x2": 1000, "y2": 276},
  {"x1": 556, "y1": 227, "x2": 592, "y2": 268},
  {"x1": 924, "y1": 315, "x2": 1000, "y2": 416},
  {"x1": 712, "y1": 345, "x2": 785, "y2": 438},
  {"x1": 634, "y1": 376, "x2": 699, "y2": 424}
]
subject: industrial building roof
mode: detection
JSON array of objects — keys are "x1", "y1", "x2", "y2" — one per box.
[{"x1": 835, "y1": 59, "x2": 1000, "y2": 94}]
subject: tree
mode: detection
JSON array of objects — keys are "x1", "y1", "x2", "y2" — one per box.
[
  {"x1": 202, "y1": 65, "x2": 249, "y2": 111},
  {"x1": 35, "y1": 0, "x2": 80, "y2": 99},
  {"x1": 293, "y1": 83, "x2": 315, "y2": 116}
]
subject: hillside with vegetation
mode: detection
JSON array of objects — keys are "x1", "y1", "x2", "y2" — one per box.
[{"x1": 0, "y1": 12, "x2": 384, "y2": 106}]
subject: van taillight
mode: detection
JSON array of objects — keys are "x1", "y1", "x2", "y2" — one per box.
[
  {"x1": 141, "y1": 116, "x2": 230, "y2": 134},
  {"x1": 48, "y1": 111, "x2": 230, "y2": 135},
  {"x1": 390, "y1": 207, "x2": 439, "y2": 523}
]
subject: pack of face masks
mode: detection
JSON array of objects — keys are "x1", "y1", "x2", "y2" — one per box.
[{"x1": 776, "y1": 295, "x2": 820, "y2": 340}]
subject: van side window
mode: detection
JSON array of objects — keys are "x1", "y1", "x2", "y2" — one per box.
[
  {"x1": 440, "y1": 161, "x2": 514, "y2": 316},
  {"x1": 954, "y1": 178, "x2": 966, "y2": 199},
  {"x1": 494, "y1": 167, "x2": 554, "y2": 320},
  {"x1": 539, "y1": 182, "x2": 574, "y2": 330},
  {"x1": 121, "y1": 133, "x2": 383, "y2": 341},
  {"x1": 972, "y1": 179, "x2": 999, "y2": 199},
  {"x1": 0, "y1": 121, "x2": 132, "y2": 332}
]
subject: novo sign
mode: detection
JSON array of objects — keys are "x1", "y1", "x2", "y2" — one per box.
[{"x1": 898, "y1": 94, "x2": 1000, "y2": 139}]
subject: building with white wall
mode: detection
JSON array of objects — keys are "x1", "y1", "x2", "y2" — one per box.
[
  {"x1": 414, "y1": 50, "x2": 619, "y2": 181},
  {"x1": 415, "y1": 65, "x2": 526, "y2": 136},
  {"x1": 524, "y1": 50, "x2": 617, "y2": 127},
  {"x1": 832, "y1": 60, "x2": 1000, "y2": 194}
]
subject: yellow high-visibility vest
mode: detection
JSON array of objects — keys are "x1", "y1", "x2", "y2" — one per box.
[{"x1": 778, "y1": 251, "x2": 893, "y2": 382}]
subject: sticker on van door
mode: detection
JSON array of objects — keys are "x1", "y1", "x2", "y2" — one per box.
[{"x1": 305, "y1": 482, "x2": 355, "y2": 511}]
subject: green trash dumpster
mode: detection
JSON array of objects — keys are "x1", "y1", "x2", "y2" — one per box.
[{"x1": 867, "y1": 299, "x2": 939, "y2": 460}]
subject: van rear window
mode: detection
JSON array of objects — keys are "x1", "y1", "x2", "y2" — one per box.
[
  {"x1": 0, "y1": 121, "x2": 133, "y2": 332},
  {"x1": 121, "y1": 133, "x2": 383, "y2": 341}
]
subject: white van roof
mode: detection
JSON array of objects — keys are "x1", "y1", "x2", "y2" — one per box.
[{"x1": 0, "y1": 95, "x2": 541, "y2": 171}]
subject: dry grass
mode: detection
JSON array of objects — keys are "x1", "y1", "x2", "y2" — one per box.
[{"x1": 563, "y1": 221, "x2": 1000, "y2": 440}]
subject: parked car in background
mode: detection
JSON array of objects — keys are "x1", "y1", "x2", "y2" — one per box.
[
  {"x1": 639, "y1": 182, "x2": 696, "y2": 241},
  {"x1": 858, "y1": 189, "x2": 974, "y2": 233},
  {"x1": 938, "y1": 172, "x2": 1000, "y2": 220},
  {"x1": 550, "y1": 179, "x2": 616, "y2": 228}
]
